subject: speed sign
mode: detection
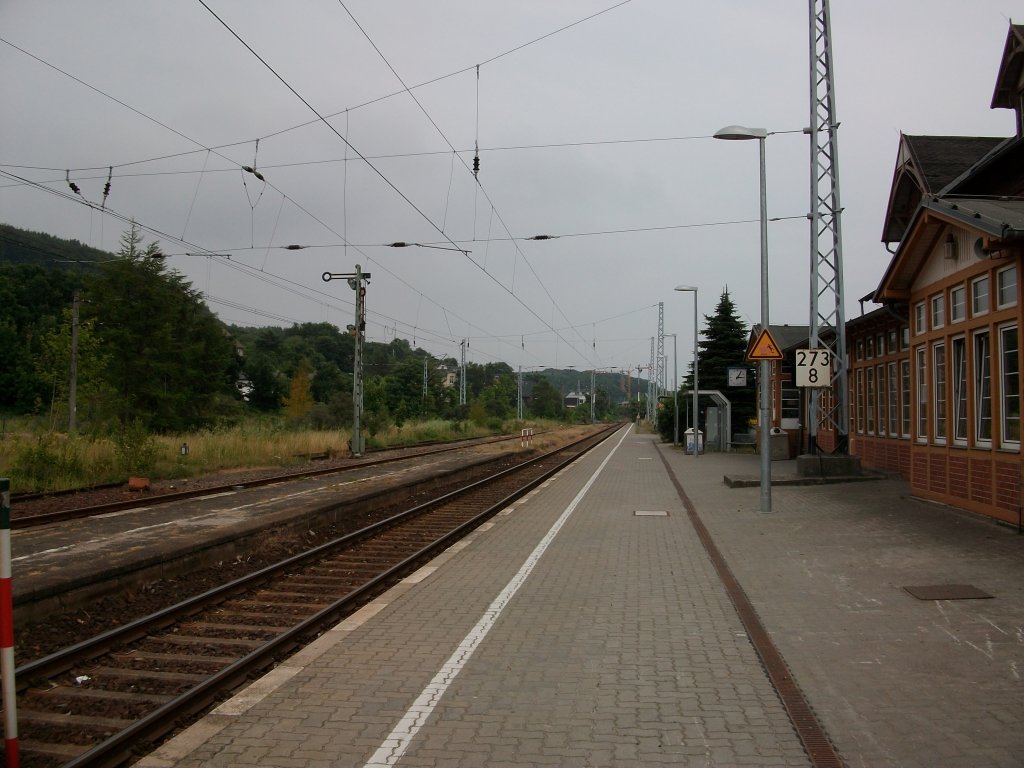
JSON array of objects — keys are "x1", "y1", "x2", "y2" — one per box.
[{"x1": 795, "y1": 348, "x2": 832, "y2": 387}]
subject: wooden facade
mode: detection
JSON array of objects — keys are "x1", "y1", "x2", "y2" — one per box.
[{"x1": 843, "y1": 24, "x2": 1024, "y2": 525}]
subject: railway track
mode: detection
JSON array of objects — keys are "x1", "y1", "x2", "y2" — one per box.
[
  {"x1": 10, "y1": 432, "x2": 533, "y2": 529},
  {"x1": 6, "y1": 423, "x2": 621, "y2": 767}
]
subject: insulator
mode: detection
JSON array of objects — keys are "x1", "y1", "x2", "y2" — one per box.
[{"x1": 472, "y1": 154, "x2": 480, "y2": 175}]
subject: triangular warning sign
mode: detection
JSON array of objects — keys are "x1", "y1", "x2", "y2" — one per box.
[{"x1": 747, "y1": 328, "x2": 784, "y2": 360}]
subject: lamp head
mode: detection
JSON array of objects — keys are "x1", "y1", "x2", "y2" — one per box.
[
  {"x1": 674, "y1": 285, "x2": 697, "y2": 292},
  {"x1": 713, "y1": 125, "x2": 768, "y2": 141}
]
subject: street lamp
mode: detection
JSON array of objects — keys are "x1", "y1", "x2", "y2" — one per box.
[
  {"x1": 674, "y1": 286, "x2": 699, "y2": 457},
  {"x1": 714, "y1": 124, "x2": 771, "y2": 513}
]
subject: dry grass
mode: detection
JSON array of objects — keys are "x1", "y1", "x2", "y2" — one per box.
[{"x1": 0, "y1": 417, "x2": 569, "y2": 493}]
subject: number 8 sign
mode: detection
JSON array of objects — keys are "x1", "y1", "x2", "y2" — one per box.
[{"x1": 795, "y1": 349, "x2": 832, "y2": 388}]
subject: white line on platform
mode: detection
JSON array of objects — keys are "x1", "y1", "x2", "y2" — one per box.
[{"x1": 362, "y1": 425, "x2": 632, "y2": 768}]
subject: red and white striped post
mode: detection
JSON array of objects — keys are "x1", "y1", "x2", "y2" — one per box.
[{"x1": 0, "y1": 479, "x2": 17, "y2": 767}]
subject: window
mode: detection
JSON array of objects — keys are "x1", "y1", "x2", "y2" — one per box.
[
  {"x1": 866, "y1": 337, "x2": 874, "y2": 359},
  {"x1": 876, "y1": 365, "x2": 886, "y2": 435},
  {"x1": 901, "y1": 326, "x2": 910, "y2": 351},
  {"x1": 888, "y1": 330, "x2": 898, "y2": 355},
  {"x1": 916, "y1": 347, "x2": 928, "y2": 441},
  {"x1": 950, "y1": 285, "x2": 966, "y2": 323},
  {"x1": 972, "y1": 275, "x2": 989, "y2": 316},
  {"x1": 877, "y1": 335, "x2": 885, "y2": 357},
  {"x1": 998, "y1": 266, "x2": 1017, "y2": 308},
  {"x1": 974, "y1": 331, "x2": 992, "y2": 445},
  {"x1": 781, "y1": 387, "x2": 799, "y2": 420},
  {"x1": 901, "y1": 359, "x2": 911, "y2": 437},
  {"x1": 866, "y1": 367, "x2": 875, "y2": 434},
  {"x1": 856, "y1": 340, "x2": 864, "y2": 362},
  {"x1": 931, "y1": 294, "x2": 944, "y2": 329},
  {"x1": 888, "y1": 361, "x2": 898, "y2": 436},
  {"x1": 856, "y1": 368, "x2": 864, "y2": 433},
  {"x1": 914, "y1": 303, "x2": 926, "y2": 335},
  {"x1": 952, "y1": 337, "x2": 967, "y2": 444},
  {"x1": 933, "y1": 342, "x2": 947, "y2": 443},
  {"x1": 1001, "y1": 325, "x2": 1020, "y2": 445}
]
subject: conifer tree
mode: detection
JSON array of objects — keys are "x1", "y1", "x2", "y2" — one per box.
[{"x1": 685, "y1": 288, "x2": 756, "y2": 432}]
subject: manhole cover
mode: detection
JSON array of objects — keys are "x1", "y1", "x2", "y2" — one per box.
[
  {"x1": 633, "y1": 510, "x2": 669, "y2": 517},
  {"x1": 903, "y1": 584, "x2": 993, "y2": 600}
]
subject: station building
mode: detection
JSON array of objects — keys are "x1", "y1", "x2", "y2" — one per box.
[{"x1": 845, "y1": 24, "x2": 1024, "y2": 524}]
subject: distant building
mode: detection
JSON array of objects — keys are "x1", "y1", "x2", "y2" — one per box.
[
  {"x1": 437, "y1": 365, "x2": 457, "y2": 388},
  {"x1": 564, "y1": 391, "x2": 587, "y2": 409}
]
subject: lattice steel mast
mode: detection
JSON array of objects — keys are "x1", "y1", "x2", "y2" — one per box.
[
  {"x1": 807, "y1": 0, "x2": 849, "y2": 454},
  {"x1": 655, "y1": 301, "x2": 665, "y2": 398}
]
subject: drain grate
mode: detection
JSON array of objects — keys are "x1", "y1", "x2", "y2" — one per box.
[
  {"x1": 903, "y1": 584, "x2": 993, "y2": 600},
  {"x1": 633, "y1": 510, "x2": 668, "y2": 517}
]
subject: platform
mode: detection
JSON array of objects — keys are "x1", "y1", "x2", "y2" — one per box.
[{"x1": 113, "y1": 425, "x2": 1024, "y2": 767}]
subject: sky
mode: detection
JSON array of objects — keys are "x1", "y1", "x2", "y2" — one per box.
[{"x1": 1, "y1": 1, "x2": 1018, "y2": 381}]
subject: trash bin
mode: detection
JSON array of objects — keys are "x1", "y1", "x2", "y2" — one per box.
[
  {"x1": 769, "y1": 427, "x2": 789, "y2": 460},
  {"x1": 684, "y1": 428, "x2": 704, "y2": 455}
]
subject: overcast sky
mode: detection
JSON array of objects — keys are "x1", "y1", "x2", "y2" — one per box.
[{"x1": 1, "y1": 1, "x2": 1018, "y2": 378}]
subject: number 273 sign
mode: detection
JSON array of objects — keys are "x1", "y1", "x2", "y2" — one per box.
[{"x1": 795, "y1": 349, "x2": 832, "y2": 388}]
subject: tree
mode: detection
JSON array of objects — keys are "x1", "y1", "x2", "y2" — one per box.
[
  {"x1": 35, "y1": 305, "x2": 109, "y2": 430},
  {"x1": 283, "y1": 358, "x2": 314, "y2": 421},
  {"x1": 527, "y1": 375, "x2": 564, "y2": 419},
  {"x1": 660, "y1": 288, "x2": 754, "y2": 441},
  {"x1": 82, "y1": 224, "x2": 237, "y2": 432}
]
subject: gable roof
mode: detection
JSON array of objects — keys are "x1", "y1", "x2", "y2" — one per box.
[
  {"x1": 992, "y1": 24, "x2": 1024, "y2": 109},
  {"x1": 881, "y1": 135, "x2": 1007, "y2": 243},
  {"x1": 874, "y1": 196, "x2": 1024, "y2": 303}
]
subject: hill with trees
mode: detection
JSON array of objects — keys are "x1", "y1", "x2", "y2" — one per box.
[{"x1": 0, "y1": 224, "x2": 628, "y2": 436}]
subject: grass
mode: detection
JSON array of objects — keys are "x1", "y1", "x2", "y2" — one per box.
[{"x1": 0, "y1": 417, "x2": 567, "y2": 494}]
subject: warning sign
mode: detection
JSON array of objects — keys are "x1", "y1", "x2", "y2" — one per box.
[{"x1": 746, "y1": 328, "x2": 784, "y2": 361}]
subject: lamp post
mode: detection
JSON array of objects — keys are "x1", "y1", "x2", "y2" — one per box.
[
  {"x1": 674, "y1": 286, "x2": 699, "y2": 457},
  {"x1": 714, "y1": 125, "x2": 771, "y2": 512}
]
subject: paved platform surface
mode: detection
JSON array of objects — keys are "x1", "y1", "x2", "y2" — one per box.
[{"x1": 137, "y1": 425, "x2": 1024, "y2": 767}]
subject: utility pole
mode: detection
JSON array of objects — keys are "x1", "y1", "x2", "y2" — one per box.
[
  {"x1": 322, "y1": 265, "x2": 370, "y2": 456},
  {"x1": 69, "y1": 290, "x2": 80, "y2": 433},
  {"x1": 422, "y1": 357, "x2": 428, "y2": 401},
  {"x1": 590, "y1": 369, "x2": 596, "y2": 424},
  {"x1": 517, "y1": 366, "x2": 524, "y2": 420},
  {"x1": 459, "y1": 339, "x2": 467, "y2": 406},
  {"x1": 648, "y1": 337, "x2": 656, "y2": 422},
  {"x1": 656, "y1": 301, "x2": 665, "y2": 394}
]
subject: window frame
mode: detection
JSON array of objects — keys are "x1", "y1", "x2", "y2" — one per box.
[
  {"x1": 887, "y1": 360, "x2": 899, "y2": 436},
  {"x1": 974, "y1": 330, "x2": 992, "y2": 446},
  {"x1": 972, "y1": 275, "x2": 990, "y2": 317},
  {"x1": 930, "y1": 294, "x2": 945, "y2": 330},
  {"x1": 1000, "y1": 324, "x2": 1020, "y2": 447},
  {"x1": 932, "y1": 341, "x2": 947, "y2": 444},
  {"x1": 997, "y1": 266, "x2": 1017, "y2": 309},
  {"x1": 950, "y1": 285, "x2": 966, "y2": 324},
  {"x1": 952, "y1": 336, "x2": 968, "y2": 445},
  {"x1": 914, "y1": 302, "x2": 926, "y2": 335},
  {"x1": 916, "y1": 346, "x2": 928, "y2": 443},
  {"x1": 900, "y1": 358, "x2": 911, "y2": 438}
]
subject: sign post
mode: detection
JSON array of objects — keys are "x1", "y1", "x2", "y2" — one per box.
[{"x1": 795, "y1": 348, "x2": 832, "y2": 388}]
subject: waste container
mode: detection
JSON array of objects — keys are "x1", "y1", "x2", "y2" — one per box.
[
  {"x1": 684, "y1": 428, "x2": 704, "y2": 455},
  {"x1": 769, "y1": 427, "x2": 789, "y2": 460}
]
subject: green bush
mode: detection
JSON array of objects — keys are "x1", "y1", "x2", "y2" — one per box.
[
  {"x1": 113, "y1": 421, "x2": 160, "y2": 476},
  {"x1": 11, "y1": 434, "x2": 84, "y2": 491}
]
